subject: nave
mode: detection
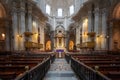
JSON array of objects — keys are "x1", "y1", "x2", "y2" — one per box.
[
  {"x1": 43, "y1": 59, "x2": 79, "y2": 80},
  {"x1": 0, "y1": 0, "x2": 120, "y2": 80},
  {"x1": 0, "y1": 51, "x2": 120, "y2": 80}
]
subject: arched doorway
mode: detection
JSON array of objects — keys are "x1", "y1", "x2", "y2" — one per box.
[
  {"x1": 110, "y1": 3, "x2": 120, "y2": 50},
  {"x1": 46, "y1": 40, "x2": 51, "y2": 51},
  {"x1": 0, "y1": 3, "x2": 8, "y2": 51},
  {"x1": 69, "y1": 40, "x2": 74, "y2": 51}
]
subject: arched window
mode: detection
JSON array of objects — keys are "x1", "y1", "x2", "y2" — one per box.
[
  {"x1": 58, "y1": 8, "x2": 62, "y2": 17},
  {"x1": 69, "y1": 5, "x2": 74, "y2": 15},
  {"x1": 46, "y1": 4, "x2": 51, "y2": 15}
]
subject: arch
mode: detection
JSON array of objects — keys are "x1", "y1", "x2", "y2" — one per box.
[
  {"x1": 46, "y1": 40, "x2": 51, "y2": 50},
  {"x1": 0, "y1": 3, "x2": 6, "y2": 18},
  {"x1": 55, "y1": 25, "x2": 65, "y2": 34},
  {"x1": 69, "y1": 40, "x2": 74, "y2": 50},
  {"x1": 112, "y1": 2, "x2": 120, "y2": 19},
  {"x1": 55, "y1": 25, "x2": 65, "y2": 30},
  {"x1": 110, "y1": 2, "x2": 120, "y2": 50}
]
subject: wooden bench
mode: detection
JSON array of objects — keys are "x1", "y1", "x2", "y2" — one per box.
[{"x1": 71, "y1": 53, "x2": 120, "y2": 80}]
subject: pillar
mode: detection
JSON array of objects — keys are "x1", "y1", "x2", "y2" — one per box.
[
  {"x1": 88, "y1": 11, "x2": 93, "y2": 32},
  {"x1": 109, "y1": 22, "x2": 113, "y2": 50},
  {"x1": 18, "y1": 1, "x2": 25, "y2": 50},
  {"x1": 11, "y1": 2, "x2": 18, "y2": 50},
  {"x1": 88, "y1": 11, "x2": 94, "y2": 42},
  {"x1": 102, "y1": 8, "x2": 107, "y2": 50},
  {"x1": 40, "y1": 25, "x2": 45, "y2": 50},
  {"x1": 50, "y1": 31, "x2": 54, "y2": 51},
  {"x1": 27, "y1": 3, "x2": 32, "y2": 41},
  {"x1": 5, "y1": 21, "x2": 10, "y2": 51},
  {"x1": 94, "y1": 8, "x2": 100, "y2": 50}
]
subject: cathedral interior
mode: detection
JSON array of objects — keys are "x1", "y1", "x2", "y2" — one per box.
[{"x1": 0, "y1": 0, "x2": 120, "y2": 80}]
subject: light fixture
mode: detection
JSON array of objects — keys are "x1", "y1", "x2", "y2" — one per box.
[
  {"x1": 97, "y1": 34, "x2": 100, "y2": 37},
  {"x1": 33, "y1": 21, "x2": 36, "y2": 27},
  {"x1": 100, "y1": 35, "x2": 103, "y2": 38},
  {"x1": 17, "y1": 34, "x2": 22, "y2": 38},
  {"x1": 34, "y1": 32, "x2": 37, "y2": 34},
  {"x1": 106, "y1": 36, "x2": 109, "y2": 38},
  {"x1": 2, "y1": 33, "x2": 5, "y2": 38}
]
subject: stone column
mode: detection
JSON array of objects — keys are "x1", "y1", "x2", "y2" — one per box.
[
  {"x1": 64, "y1": 31, "x2": 67, "y2": 51},
  {"x1": 94, "y1": 8, "x2": 100, "y2": 35},
  {"x1": 53, "y1": 17, "x2": 56, "y2": 30},
  {"x1": 50, "y1": 31, "x2": 54, "y2": 51},
  {"x1": 54, "y1": 31, "x2": 56, "y2": 49},
  {"x1": 79, "y1": 23, "x2": 82, "y2": 44},
  {"x1": 65, "y1": 31, "x2": 68, "y2": 51},
  {"x1": 5, "y1": 21, "x2": 10, "y2": 51},
  {"x1": 40, "y1": 26, "x2": 45, "y2": 50},
  {"x1": 38, "y1": 23, "x2": 40, "y2": 43},
  {"x1": 109, "y1": 22, "x2": 113, "y2": 50},
  {"x1": 11, "y1": 2, "x2": 18, "y2": 51},
  {"x1": 102, "y1": 8, "x2": 107, "y2": 50},
  {"x1": 57, "y1": 37, "x2": 58, "y2": 48},
  {"x1": 18, "y1": 1, "x2": 25, "y2": 50},
  {"x1": 27, "y1": 3, "x2": 32, "y2": 41},
  {"x1": 88, "y1": 11, "x2": 94, "y2": 42},
  {"x1": 76, "y1": 25, "x2": 80, "y2": 50},
  {"x1": 94, "y1": 8, "x2": 100, "y2": 50},
  {"x1": 88, "y1": 11, "x2": 93, "y2": 32}
]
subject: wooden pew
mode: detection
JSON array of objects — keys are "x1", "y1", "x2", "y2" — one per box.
[
  {"x1": 71, "y1": 53, "x2": 120, "y2": 80},
  {"x1": 0, "y1": 51, "x2": 52, "y2": 80}
]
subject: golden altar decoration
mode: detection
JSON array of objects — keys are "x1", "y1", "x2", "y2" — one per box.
[
  {"x1": 79, "y1": 42, "x2": 95, "y2": 49},
  {"x1": 85, "y1": 41, "x2": 95, "y2": 48},
  {"x1": 24, "y1": 41, "x2": 43, "y2": 49}
]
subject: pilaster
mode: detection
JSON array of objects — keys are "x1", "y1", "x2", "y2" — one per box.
[
  {"x1": 101, "y1": 8, "x2": 108, "y2": 50},
  {"x1": 18, "y1": 1, "x2": 26, "y2": 50},
  {"x1": 11, "y1": 2, "x2": 18, "y2": 50}
]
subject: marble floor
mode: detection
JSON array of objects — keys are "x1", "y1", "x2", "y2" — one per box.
[{"x1": 43, "y1": 59, "x2": 79, "y2": 80}]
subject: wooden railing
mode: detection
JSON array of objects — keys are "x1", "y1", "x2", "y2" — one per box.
[
  {"x1": 71, "y1": 57, "x2": 111, "y2": 80},
  {"x1": 79, "y1": 41, "x2": 95, "y2": 49},
  {"x1": 15, "y1": 57, "x2": 50, "y2": 80}
]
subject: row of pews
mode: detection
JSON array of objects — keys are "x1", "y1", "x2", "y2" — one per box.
[
  {"x1": 0, "y1": 51, "x2": 55, "y2": 80},
  {"x1": 65, "y1": 51, "x2": 120, "y2": 80}
]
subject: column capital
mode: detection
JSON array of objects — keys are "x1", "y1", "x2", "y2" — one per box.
[
  {"x1": 101, "y1": 8, "x2": 107, "y2": 14},
  {"x1": 88, "y1": 11, "x2": 92, "y2": 16},
  {"x1": 94, "y1": 8, "x2": 100, "y2": 15},
  {"x1": 11, "y1": 4, "x2": 17, "y2": 14},
  {"x1": 18, "y1": 8, "x2": 26, "y2": 16}
]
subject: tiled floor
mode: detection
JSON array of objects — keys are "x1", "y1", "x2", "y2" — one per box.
[{"x1": 43, "y1": 59, "x2": 79, "y2": 80}]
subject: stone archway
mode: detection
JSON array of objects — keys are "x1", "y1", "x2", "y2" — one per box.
[
  {"x1": 46, "y1": 40, "x2": 51, "y2": 51},
  {"x1": 110, "y1": 3, "x2": 120, "y2": 50},
  {"x1": 69, "y1": 40, "x2": 74, "y2": 50},
  {"x1": 113, "y1": 3, "x2": 120, "y2": 19}
]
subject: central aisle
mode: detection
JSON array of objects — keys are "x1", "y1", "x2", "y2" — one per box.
[{"x1": 43, "y1": 59, "x2": 79, "y2": 80}]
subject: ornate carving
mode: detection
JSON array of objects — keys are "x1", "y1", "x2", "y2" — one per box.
[{"x1": 94, "y1": 8, "x2": 100, "y2": 16}]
